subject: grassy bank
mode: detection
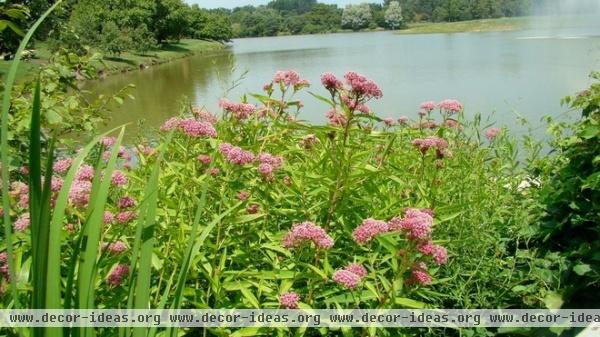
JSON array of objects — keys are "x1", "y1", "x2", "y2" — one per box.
[
  {"x1": 399, "y1": 17, "x2": 529, "y2": 34},
  {"x1": 0, "y1": 39, "x2": 226, "y2": 80}
]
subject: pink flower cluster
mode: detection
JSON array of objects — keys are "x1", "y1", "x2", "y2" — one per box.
[
  {"x1": 325, "y1": 108, "x2": 347, "y2": 127},
  {"x1": 160, "y1": 117, "x2": 181, "y2": 132},
  {"x1": 14, "y1": 213, "x2": 30, "y2": 232},
  {"x1": 417, "y1": 240, "x2": 448, "y2": 265},
  {"x1": 420, "y1": 101, "x2": 436, "y2": 112},
  {"x1": 438, "y1": 99, "x2": 463, "y2": 114},
  {"x1": 332, "y1": 263, "x2": 367, "y2": 289},
  {"x1": 352, "y1": 218, "x2": 389, "y2": 244},
  {"x1": 69, "y1": 180, "x2": 92, "y2": 208},
  {"x1": 219, "y1": 143, "x2": 256, "y2": 165},
  {"x1": 282, "y1": 222, "x2": 334, "y2": 250},
  {"x1": 111, "y1": 170, "x2": 129, "y2": 187},
  {"x1": 388, "y1": 208, "x2": 434, "y2": 240},
  {"x1": 159, "y1": 117, "x2": 218, "y2": 138},
  {"x1": 103, "y1": 241, "x2": 128, "y2": 254},
  {"x1": 192, "y1": 107, "x2": 218, "y2": 125},
  {"x1": 197, "y1": 154, "x2": 212, "y2": 165},
  {"x1": 117, "y1": 196, "x2": 136, "y2": 210},
  {"x1": 279, "y1": 291, "x2": 300, "y2": 309},
  {"x1": 411, "y1": 136, "x2": 448, "y2": 155},
  {"x1": 406, "y1": 262, "x2": 432, "y2": 285},
  {"x1": 115, "y1": 211, "x2": 137, "y2": 224},
  {"x1": 107, "y1": 264, "x2": 129, "y2": 287},
  {"x1": 344, "y1": 72, "x2": 383, "y2": 100},
  {"x1": 76, "y1": 164, "x2": 95, "y2": 181},
  {"x1": 321, "y1": 72, "x2": 343, "y2": 91},
  {"x1": 219, "y1": 98, "x2": 257, "y2": 121},
  {"x1": 485, "y1": 127, "x2": 501, "y2": 140},
  {"x1": 53, "y1": 158, "x2": 73, "y2": 174},
  {"x1": 179, "y1": 118, "x2": 218, "y2": 138},
  {"x1": 256, "y1": 152, "x2": 284, "y2": 179},
  {"x1": 273, "y1": 70, "x2": 310, "y2": 89},
  {"x1": 0, "y1": 252, "x2": 9, "y2": 280}
]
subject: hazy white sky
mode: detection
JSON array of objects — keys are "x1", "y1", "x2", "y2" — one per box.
[{"x1": 185, "y1": 0, "x2": 383, "y2": 9}]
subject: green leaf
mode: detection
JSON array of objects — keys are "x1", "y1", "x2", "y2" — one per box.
[
  {"x1": 573, "y1": 264, "x2": 592, "y2": 276},
  {"x1": 394, "y1": 297, "x2": 427, "y2": 308},
  {"x1": 240, "y1": 288, "x2": 260, "y2": 308},
  {"x1": 542, "y1": 291, "x2": 563, "y2": 309}
]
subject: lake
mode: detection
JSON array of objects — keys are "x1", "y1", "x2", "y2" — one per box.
[{"x1": 87, "y1": 15, "x2": 600, "y2": 139}]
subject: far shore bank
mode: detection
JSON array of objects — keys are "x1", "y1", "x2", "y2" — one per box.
[{"x1": 0, "y1": 39, "x2": 226, "y2": 82}]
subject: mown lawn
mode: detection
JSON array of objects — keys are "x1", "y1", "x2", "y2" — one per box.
[
  {"x1": 0, "y1": 39, "x2": 225, "y2": 81},
  {"x1": 399, "y1": 17, "x2": 530, "y2": 34}
]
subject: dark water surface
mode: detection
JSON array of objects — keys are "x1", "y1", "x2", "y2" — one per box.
[{"x1": 86, "y1": 16, "x2": 600, "y2": 138}]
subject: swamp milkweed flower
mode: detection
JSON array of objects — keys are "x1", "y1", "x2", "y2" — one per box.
[
  {"x1": 219, "y1": 143, "x2": 255, "y2": 165},
  {"x1": 485, "y1": 127, "x2": 501, "y2": 140},
  {"x1": 117, "y1": 196, "x2": 136, "y2": 210},
  {"x1": 388, "y1": 208, "x2": 434, "y2": 240},
  {"x1": 411, "y1": 136, "x2": 448, "y2": 155},
  {"x1": 344, "y1": 72, "x2": 383, "y2": 99},
  {"x1": 104, "y1": 241, "x2": 128, "y2": 254},
  {"x1": 53, "y1": 158, "x2": 73, "y2": 174},
  {"x1": 69, "y1": 180, "x2": 92, "y2": 207},
  {"x1": 76, "y1": 165, "x2": 95, "y2": 181},
  {"x1": 420, "y1": 101, "x2": 436, "y2": 112},
  {"x1": 406, "y1": 262, "x2": 432, "y2": 285},
  {"x1": 332, "y1": 270, "x2": 361, "y2": 289},
  {"x1": 321, "y1": 72, "x2": 343, "y2": 91},
  {"x1": 219, "y1": 98, "x2": 257, "y2": 121},
  {"x1": 246, "y1": 204, "x2": 260, "y2": 214},
  {"x1": 115, "y1": 211, "x2": 137, "y2": 224},
  {"x1": 352, "y1": 218, "x2": 389, "y2": 244},
  {"x1": 344, "y1": 263, "x2": 368, "y2": 279},
  {"x1": 196, "y1": 154, "x2": 212, "y2": 165},
  {"x1": 103, "y1": 211, "x2": 115, "y2": 224},
  {"x1": 417, "y1": 241, "x2": 448, "y2": 265},
  {"x1": 107, "y1": 264, "x2": 129, "y2": 287},
  {"x1": 14, "y1": 213, "x2": 30, "y2": 232},
  {"x1": 438, "y1": 99, "x2": 463, "y2": 114},
  {"x1": 273, "y1": 70, "x2": 310, "y2": 89},
  {"x1": 111, "y1": 170, "x2": 128, "y2": 187},
  {"x1": 282, "y1": 222, "x2": 334, "y2": 250},
  {"x1": 279, "y1": 291, "x2": 300, "y2": 309},
  {"x1": 160, "y1": 117, "x2": 181, "y2": 132},
  {"x1": 179, "y1": 118, "x2": 218, "y2": 138}
]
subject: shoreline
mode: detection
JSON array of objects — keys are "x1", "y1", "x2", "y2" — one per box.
[{"x1": 0, "y1": 39, "x2": 227, "y2": 82}]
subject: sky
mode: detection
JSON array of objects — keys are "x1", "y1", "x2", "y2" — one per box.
[{"x1": 185, "y1": 0, "x2": 383, "y2": 9}]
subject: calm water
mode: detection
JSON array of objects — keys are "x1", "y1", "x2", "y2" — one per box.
[{"x1": 87, "y1": 16, "x2": 600, "y2": 138}]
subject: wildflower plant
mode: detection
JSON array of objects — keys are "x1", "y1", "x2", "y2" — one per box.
[{"x1": 1, "y1": 16, "x2": 555, "y2": 336}]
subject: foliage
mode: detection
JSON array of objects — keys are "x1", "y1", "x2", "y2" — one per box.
[
  {"x1": 385, "y1": 1, "x2": 403, "y2": 29},
  {"x1": 0, "y1": 2, "x2": 29, "y2": 56},
  {"x1": 527, "y1": 72, "x2": 600, "y2": 308},
  {"x1": 341, "y1": 3, "x2": 373, "y2": 31},
  {"x1": 2, "y1": 56, "x2": 563, "y2": 337}
]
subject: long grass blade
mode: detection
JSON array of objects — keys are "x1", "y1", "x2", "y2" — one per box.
[
  {"x1": 129, "y1": 135, "x2": 172, "y2": 337},
  {"x1": 76, "y1": 127, "x2": 125, "y2": 337},
  {"x1": 0, "y1": 0, "x2": 64, "y2": 312}
]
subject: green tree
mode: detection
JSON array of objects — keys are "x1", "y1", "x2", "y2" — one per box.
[
  {"x1": 385, "y1": 1, "x2": 403, "y2": 29},
  {"x1": 341, "y1": 3, "x2": 372, "y2": 31},
  {"x1": 100, "y1": 21, "x2": 131, "y2": 56},
  {"x1": 268, "y1": 0, "x2": 316, "y2": 14},
  {"x1": 153, "y1": 0, "x2": 190, "y2": 43}
]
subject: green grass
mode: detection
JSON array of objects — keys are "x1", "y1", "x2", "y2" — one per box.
[
  {"x1": 398, "y1": 17, "x2": 530, "y2": 35},
  {"x1": 0, "y1": 39, "x2": 225, "y2": 81}
]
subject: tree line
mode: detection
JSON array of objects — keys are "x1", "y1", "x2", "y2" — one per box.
[
  {"x1": 1, "y1": 0, "x2": 233, "y2": 57},
  {"x1": 1, "y1": 0, "x2": 546, "y2": 57}
]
